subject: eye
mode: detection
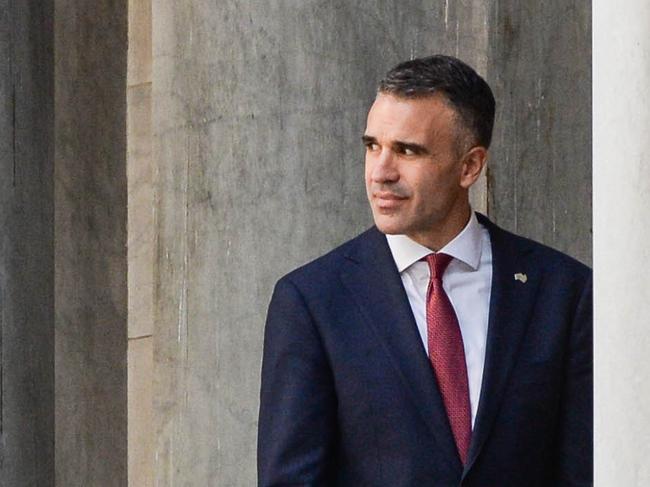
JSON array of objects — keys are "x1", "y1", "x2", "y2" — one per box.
[
  {"x1": 364, "y1": 142, "x2": 380, "y2": 151},
  {"x1": 395, "y1": 145, "x2": 418, "y2": 156}
]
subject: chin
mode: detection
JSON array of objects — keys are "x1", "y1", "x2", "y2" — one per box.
[{"x1": 372, "y1": 215, "x2": 408, "y2": 235}]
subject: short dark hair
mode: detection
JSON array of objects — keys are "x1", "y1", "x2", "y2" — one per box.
[{"x1": 378, "y1": 55, "x2": 496, "y2": 149}]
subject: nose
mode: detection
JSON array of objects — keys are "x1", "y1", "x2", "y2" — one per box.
[{"x1": 369, "y1": 148, "x2": 399, "y2": 184}]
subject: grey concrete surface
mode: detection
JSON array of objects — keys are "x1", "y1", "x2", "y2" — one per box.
[
  {"x1": 53, "y1": 1, "x2": 128, "y2": 485},
  {"x1": 486, "y1": 2, "x2": 592, "y2": 265},
  {"x1": 0, "y1": 2, "x2": 55, "y2": 485},
  {"x1": 152, "y1": 1, "x2": 540, "y2": 485}
]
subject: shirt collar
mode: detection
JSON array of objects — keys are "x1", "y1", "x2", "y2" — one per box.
[{"x1": 386, "y1": 211, "x2": 483, "y2": 273}]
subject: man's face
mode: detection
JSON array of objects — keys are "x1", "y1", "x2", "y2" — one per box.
[{"x1": 364, "y1": 93, "x2": 474, "y2": 246}]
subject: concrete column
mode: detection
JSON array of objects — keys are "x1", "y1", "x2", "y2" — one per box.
[
  {"x1": 54, "y1": 1, "x2": 128, "y2": 485},
  {"x1": 593, "y1": 1, "x2": 650, "y2": 484},
  {"x1": 0, "y1": 2, "x2": 54, "y2": 485},
  {"x1": 152, "y1": 1, "x2": 495, "y2": 484}
]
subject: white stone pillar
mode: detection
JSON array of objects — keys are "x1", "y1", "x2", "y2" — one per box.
[{"x1": 593, "y1": 1, "x2": 650, "y2": 484}]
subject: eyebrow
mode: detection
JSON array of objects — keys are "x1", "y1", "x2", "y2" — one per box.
[
  {"x1": 393, "y1": 141, "x2": 429, "y2": 155},
  {"x1": 362, "y1": 135, "x2": 429, "y2": 155},
  {"x1": 361, "y1": 135, "x2": 429, "y2": 154}
]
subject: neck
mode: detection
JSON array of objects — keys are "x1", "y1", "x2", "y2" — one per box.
[{"x1": 408, "y1": 204, "x2": 472, "y2": 251}]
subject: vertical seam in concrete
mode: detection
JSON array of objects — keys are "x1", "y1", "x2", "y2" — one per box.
[
  {"x1": 11, "y1": 91, "x2": 16, "y2": 188},
  {"x1": 2, "y1": 0, "x2": 15, "y2": 437},
  {"x1": 513, "y1": 129, "x2": 518, "y2": 231},
  {"x1": 444, "y1": 0, "x2": 449, "y2": 28},
  {"x1": 183, "y1": 130, "x2": 190, "y2": 375},
  {"x1": 1, "y1": 280, "x2": 3, "y2": 436},
  {"x1": 10, "y1": 0, "x2": 16, "y2": 189}
]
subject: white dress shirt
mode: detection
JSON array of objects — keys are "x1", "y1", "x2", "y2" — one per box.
[{"x1": 386, "y1": 211, "x2": 492, "y2": 427}]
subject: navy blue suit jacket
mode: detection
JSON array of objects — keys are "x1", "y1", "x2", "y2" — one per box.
[{"x1": 258, "y1": 214, "x2": 592, "y2": 486}]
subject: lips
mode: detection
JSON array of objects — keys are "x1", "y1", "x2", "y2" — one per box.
[
  {"x1": 374, "y1": 192, "x2": 408, "y2": 209},
  {"x1": 374, "y1": 191, "x2": 406, "y2": 200}
]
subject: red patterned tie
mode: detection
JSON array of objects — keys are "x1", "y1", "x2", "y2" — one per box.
[{"x1": 425, "y1": 253, "x2": 472, "y2": 464}]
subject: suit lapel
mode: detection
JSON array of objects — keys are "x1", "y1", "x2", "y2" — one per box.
[
  {"x1": 463, "y1": 214, "x2": 541, "y2": 476},
  {"x1": 340, "y1": 227, "x2": 463, "y2": 474}
]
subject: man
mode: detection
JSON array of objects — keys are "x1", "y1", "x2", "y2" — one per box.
[{"x1": 258, "y1": 55, "x2": 592, "y2": 486}]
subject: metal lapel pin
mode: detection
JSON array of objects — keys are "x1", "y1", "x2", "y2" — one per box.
[{"x1": 514, "y1": 273, "x2": 528, "y2": 283}]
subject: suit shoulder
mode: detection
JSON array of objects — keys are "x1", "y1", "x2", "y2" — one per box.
[
  {"x1": 275, "y1": 227, "x2": 376, "y2": 291},
  {"x1": 524, "y1": 235, "x2": 589, "y2": 276},
  {"x1": 478, "y1": 213, "x2": 590, "y2": 281},
  {"x1": 498, "y1": 225, "x2": 591, "y2": 281}
]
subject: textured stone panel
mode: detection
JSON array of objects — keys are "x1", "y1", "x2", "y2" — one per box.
[{"x1": 486, "y1": 1, "x2": 592, "y2": 265}]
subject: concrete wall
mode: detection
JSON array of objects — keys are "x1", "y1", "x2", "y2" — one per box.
[
  {"x1": 54, "y1": 1, "x2": 128, "y2": 485},
  {"x1": 594, "y1": 1, "x2": 650, "y2": 484},
  {"x1": 0, "y1": 2, "x2": 55, "y2": 485},
  {"x1": 152, "y1": 1, "x2": 591, "y2": 484},
  {"x1": 487, "y1": 2, "x2": 592, "y2": 265}
]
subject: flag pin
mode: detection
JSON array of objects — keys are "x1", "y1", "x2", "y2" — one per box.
[{"x1": 514, "y1": 273, "x2": 528, "y2": 283}]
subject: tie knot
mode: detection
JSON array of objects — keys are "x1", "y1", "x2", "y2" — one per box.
[{"x1": 425, "y1": 253, "x2": 453, "y2": 280}]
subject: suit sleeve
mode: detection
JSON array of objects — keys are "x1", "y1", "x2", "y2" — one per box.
[
  {"x1": 257, "y1": 277, "x2": 337, "y2": 487},
  {"x1": 554, "y1": 274, "x2": 593, "y2": 485}
]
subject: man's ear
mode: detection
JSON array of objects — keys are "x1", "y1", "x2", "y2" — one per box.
[{"x1": 459, "y1": 146, "x2": 488, "y2": 189}]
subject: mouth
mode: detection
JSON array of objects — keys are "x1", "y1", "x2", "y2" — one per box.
[{"x1": 373, "y1": 192, "x2": 408, "y2": 209}]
